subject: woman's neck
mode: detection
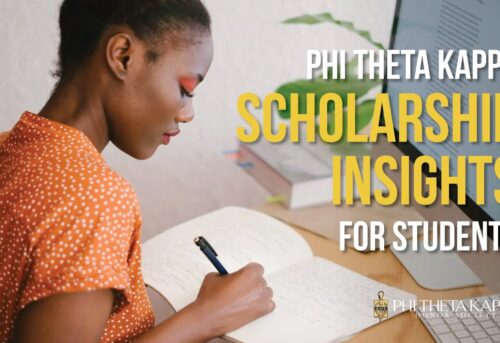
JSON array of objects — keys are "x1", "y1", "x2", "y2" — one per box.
[{"x1": 39, "y1": 76, "x2": 110, "y2": 153}]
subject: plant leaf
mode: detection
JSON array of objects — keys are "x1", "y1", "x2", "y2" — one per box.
[
  {"x1": 283, "y1": 12, "x2": 386, "y2": 50},
  {"x1": 350, "y1": 99, "x2": 376, "y2": 134},
  {"x1": 322, "y1": 57, "x2": 360, "y2": 80},
  {"x1": 275, "y1": 78, "x2": 379, "y2": 119},
  {"x1": 328, "y1": 99, "x2": 376, "y2": 144}
]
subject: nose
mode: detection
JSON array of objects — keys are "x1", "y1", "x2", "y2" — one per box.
[{"x1": 175, "y1": 104, "x2": 194, "y2": 124}]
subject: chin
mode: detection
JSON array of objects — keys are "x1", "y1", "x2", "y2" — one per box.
[
  {"x1": 114, "y1": 139, "x2": 156, "y2": 160},
  {"x1": 129, "y1": 147, "x2": 156, "y2": 160},
  {"x1": 130, "y1": 152, "x2": 153, "y2": 160}
]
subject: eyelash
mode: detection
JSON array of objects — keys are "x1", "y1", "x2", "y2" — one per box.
[{"x1": 180, "y1": 86, "x2": 194, "y2": 98}]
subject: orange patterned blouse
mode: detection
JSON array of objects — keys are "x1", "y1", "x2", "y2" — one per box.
[{"x1": 0, "y1": 112, "x2": 155, "y2": 342}]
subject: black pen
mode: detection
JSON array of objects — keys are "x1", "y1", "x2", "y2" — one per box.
[{"x1": 194, "y1": 236, "x2": 228, "y2": 275}]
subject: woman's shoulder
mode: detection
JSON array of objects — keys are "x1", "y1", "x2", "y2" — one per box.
[
  {"x1": 0, "y1": 130, "x2": 11, "y2": 145},
  {"x1": 40, "y1": 161, "x2": 141, "y2": 217},
  {"x1": 1, "y1": 136, "x2": 141, "y2": 229},
  {"x1": 3, "y1": 123, "x2": 137, "y2": 201}
]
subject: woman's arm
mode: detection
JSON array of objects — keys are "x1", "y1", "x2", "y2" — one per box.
[
  {"x1": 14, "y1": 263, "x2": 274, "y2": 343},
  {"x1": 14, "y1": 289, "x2": 114, "y2": 343}
]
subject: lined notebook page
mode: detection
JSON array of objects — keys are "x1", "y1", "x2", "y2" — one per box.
[
  {"x1": 141, "y1": 206, "x2": 313, "y2": 310},
  {"x1": 227, "y1": 257, "x2": 416, "y2": 343}
]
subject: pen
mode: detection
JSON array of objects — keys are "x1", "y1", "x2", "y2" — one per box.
[{"x1": 194, "y1": 236, "x2": 228, "y2": 275}]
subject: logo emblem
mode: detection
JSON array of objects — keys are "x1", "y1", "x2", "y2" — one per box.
[{"x1": 373, "y1": 291, "x2": 388, "y2": 323}]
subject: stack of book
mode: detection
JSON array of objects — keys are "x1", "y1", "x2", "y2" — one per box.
[{"x1": 238, "y1": 140, "x2": 384, "y2": 209}]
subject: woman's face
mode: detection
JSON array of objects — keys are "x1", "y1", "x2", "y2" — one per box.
[{"x1": 105, "y1": 31, "x2": 214, "y2": 160}]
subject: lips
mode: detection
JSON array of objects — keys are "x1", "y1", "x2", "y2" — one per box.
[
  {"x1": 161, "y1": 130, "x2": 180, "y2": 145},
  {"x1": 161, "y1": 134, "x2": 170, "y2": 145},
  {"x1": 164, "y1": 130, "x2": 180, "y2": 137}
]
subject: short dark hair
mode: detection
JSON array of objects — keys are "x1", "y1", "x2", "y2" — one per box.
[{"x1": 55, "y1": 0, "x2": 211, "y2": 81}]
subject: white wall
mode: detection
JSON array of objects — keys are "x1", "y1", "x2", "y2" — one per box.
[{"x1": 0, "y1": 0, "x2": 396, "y2": 240}]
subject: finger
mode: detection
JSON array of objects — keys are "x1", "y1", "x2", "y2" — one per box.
[
  {"x1": 237, "y1": 262, "x2": 264, "y2": 276},
  {"x1": 245, "y1": 262, "x2": 264, "y2": 277},
  {"x1": 204, "y1": 272, "x2": 218, "y2": 280},
  {"x1": 259, "y1": 277, "x2": 267, "y2": 289},
  {"x1": 263, "y1": 286, "x2": 273, "y2": 300},
  {"x1": 264, "y1": 300, "x2": 276, "y2": 315}
]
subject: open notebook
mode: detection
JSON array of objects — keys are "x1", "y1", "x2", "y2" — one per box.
[{"x1": 141, "y1": 207, "x2": 416, "y2": 343}]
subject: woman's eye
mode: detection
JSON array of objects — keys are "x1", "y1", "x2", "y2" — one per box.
[{"x1": 180, "y1": 86, "x2": 194, "y2": 98}]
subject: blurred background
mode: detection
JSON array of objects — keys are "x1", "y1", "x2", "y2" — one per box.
[{"x1": 0, "y1": 0, "x2": 396, "y2": 241}]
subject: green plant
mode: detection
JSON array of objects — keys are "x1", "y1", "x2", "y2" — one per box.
[{"x1": 276, "y1": 12, "x2": 386, "y2": 146}]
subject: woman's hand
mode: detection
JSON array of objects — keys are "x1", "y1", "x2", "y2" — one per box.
[
  {"x1": 136, "y1": 262, "x2": 275, "y2": 343},
  {"x1": 194, "y1": 262, "x2": 275, "y2": 337}
]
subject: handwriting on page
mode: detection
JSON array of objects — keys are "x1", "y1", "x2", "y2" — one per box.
[
  {"x1": 267, "y1": 257, "x2": 415, "y2": 334},
  {"x1": 141, "y1": 207, "x2": 313, "y2": 310}
]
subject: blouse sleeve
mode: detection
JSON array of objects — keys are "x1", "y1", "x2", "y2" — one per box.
[
  {"x1": 0, "y1": 130, "x2": 11, "y2": 145},
  {"x1": 17, "y1": 182, "x2": 138, "y2": 312}
]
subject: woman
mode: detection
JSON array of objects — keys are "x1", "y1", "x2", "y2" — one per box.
[{"x1": 0, "y1": 0, "x2": 274, "y2": 342}]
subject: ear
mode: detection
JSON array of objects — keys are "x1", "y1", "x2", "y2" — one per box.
[{"x1": 105, "y1": 33, "x2": 135, "y2": 80}]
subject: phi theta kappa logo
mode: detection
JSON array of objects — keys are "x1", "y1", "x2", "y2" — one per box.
[{"x1": 373, "y1": 291, "x2": 389, "y2": 323}]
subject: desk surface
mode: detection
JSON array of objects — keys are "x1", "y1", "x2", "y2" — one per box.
[
  {"x1": 293, "y1": 224, "x2": 489, "y2": 342},
  {"x1": 147, "y1": 204, "x2": 491, "y2": 342}
]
